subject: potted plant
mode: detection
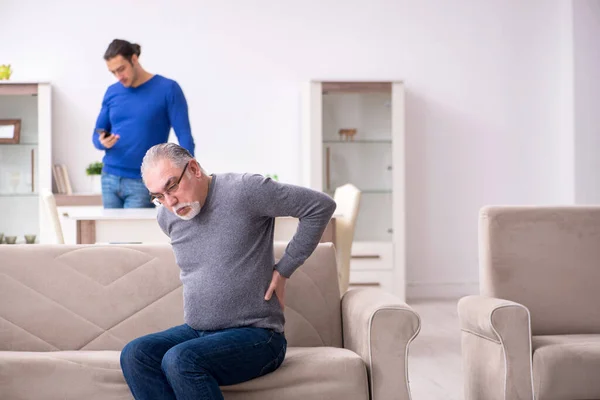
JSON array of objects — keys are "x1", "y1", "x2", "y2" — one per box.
[
  {"x1": 86, "y1": 161, "x2": 103, "y2": 193},
  {"x1": 0, "y1": 64, "x2": 12, "y2": 80}
]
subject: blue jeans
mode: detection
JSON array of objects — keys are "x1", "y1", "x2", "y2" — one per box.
[
  {"x1": 101, "y1": 172, "x2": 154, "y2": 209},
  {"x1": 120, "y1": 324, "x2": 287, "y2": 400}
]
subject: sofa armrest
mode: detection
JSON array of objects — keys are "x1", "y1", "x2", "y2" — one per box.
[
  {"x1": 342, "y1": 288, "x2": 420, "y2": 400},
  {"x1": 458, "y1": 295, "x2": 534, "y2": 400}
]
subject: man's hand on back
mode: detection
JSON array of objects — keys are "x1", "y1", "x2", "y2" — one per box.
[{"x1": 265, "y1": 270, "x2": 287, "y2": 310}]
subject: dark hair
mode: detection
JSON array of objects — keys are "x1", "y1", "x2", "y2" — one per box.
[{"x1": 103, "y1": 39, "x2": 141, "y2": 62}]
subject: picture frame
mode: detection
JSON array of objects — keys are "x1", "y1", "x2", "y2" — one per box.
[{"x1": 0, "y1": 119, "x2": 21, "y2": 144}]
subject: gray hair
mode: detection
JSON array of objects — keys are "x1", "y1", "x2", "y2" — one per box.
[{"x1": 141, "y1": 143, "x2": 204, "y2": 180}]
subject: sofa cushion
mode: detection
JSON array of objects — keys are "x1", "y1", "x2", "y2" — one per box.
[
  {"x1": 0, "y1": 347, "x2": 367, "y2": 400},
  {"x1": 224, "y1": 347, "x2": 368, "y2": 399},
  {"x1": 0, "y1": 245, "x2": 185, "y2": 352},
  {"x1": 0, "y1": 243, "x2": 342, "y2": 351},
  {"x1": 0, "y1": 350, "x2": 129, "y2": 400},
  {"x1": 532, "y1": 334, "x2": 600, "y2": 400}
]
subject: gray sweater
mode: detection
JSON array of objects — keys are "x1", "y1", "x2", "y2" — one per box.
[{"x1": 157, "y1": 172, "x2": 337, "y2": 333}]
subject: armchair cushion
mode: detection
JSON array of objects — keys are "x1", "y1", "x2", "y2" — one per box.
[{"x1": 532, "y1": 334, "x2": 600, "y2": 400}]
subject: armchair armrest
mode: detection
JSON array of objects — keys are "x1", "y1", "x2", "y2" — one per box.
[
  {"x1": 342, "y1": 288, "x2": 420, "y2": 400},
  {"x1": 458, "y1": 295, "x2": 534, "y2": 400}
]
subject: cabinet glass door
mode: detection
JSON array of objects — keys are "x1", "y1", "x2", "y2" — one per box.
[
  {"x1": 0, "y1": 94, "x2": 39, "y2": 196},
  {"x1": 321, "y1": 90, "x2": 394, "y2": 242},
  {"x1": 0, "y1": 92, "x2": 40, "y2": 242}
]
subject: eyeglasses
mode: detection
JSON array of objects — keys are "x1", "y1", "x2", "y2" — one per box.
[{"x1": 150, "y1": 162, "x2": 189, "y2": 206}]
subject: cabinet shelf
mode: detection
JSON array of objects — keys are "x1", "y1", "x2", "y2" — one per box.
[
  {"x1": 0, "y1": 193, "x2": 37, "y2": 198},
  {"x1": 362, "y1": 190, "x2": 392, "y2": 194},
  {"x1": 0, "y1": 142, "x2": 38, "y2": 146},
  {"x1": 323, "y1": 139, "x2": 391, "y2": 144},
  {"x1": 326, "y1": 189, "x2": 391, "y2": 195}
]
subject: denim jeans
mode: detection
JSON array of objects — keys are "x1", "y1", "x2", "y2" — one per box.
[
  {"x1": 101, "y1": 172, "x2": 154, "y2": 209},
  {"x1": 120, "y1": 324, "x2": 287, "y2": 400}
]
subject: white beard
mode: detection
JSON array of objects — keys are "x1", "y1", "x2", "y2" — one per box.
[{"x1": 172, "y1": 202, "x2": 202, "y2": 220}]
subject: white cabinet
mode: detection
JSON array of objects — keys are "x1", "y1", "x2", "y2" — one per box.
[
  {"x1": 0, "y1": 82, "x2": 52, "y2": 244},
  {"x1": 302, "y1": 81, "x2": 406, "y2": 300}
]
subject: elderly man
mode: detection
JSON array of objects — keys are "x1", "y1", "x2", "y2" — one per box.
[{"x1": 119, "y1": 143, "x2": 337, "y2": 399}]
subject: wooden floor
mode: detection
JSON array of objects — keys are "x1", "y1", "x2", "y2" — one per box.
[{"x1": 406, "y1": 299, "x2": 464, "y2": 400}]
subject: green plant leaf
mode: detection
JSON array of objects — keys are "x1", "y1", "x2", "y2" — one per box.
[{"x1": 86, "y1": 161, "x2": 103, "y2": 175}]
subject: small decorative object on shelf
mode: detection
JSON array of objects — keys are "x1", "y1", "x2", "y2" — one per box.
[
  {"x1": 0, "y1": 119, "x2": 21, "y2": 144},
  {"x1": 24, "y1": 234, "x2": 36, "y2": 244},
  {"x1": 8, "y1": 171, "x2": 21, "y2": 193},
  {"x1": 86, "y1": 161, "x2": 103, "y2": 193},
  {"x1": 0, "y1": 64, "x2": 12, "y2": 80},
  {"x1": 338, "y1": 128, "x2": 357, "y2": 141},
  {"x1": 0, "y1": 233, "x2": 4, "y2": 243},
  {"x1": 5, "y1": 236, "x2": 17, "y2": 244}
]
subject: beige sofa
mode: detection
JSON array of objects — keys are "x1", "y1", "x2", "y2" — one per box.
[
  {"x1": 0, "y1": 242, "x2": 420, "y2": 400},
  {"x1": 459, "y1": 206, "x2": 600, "y2": 400}
]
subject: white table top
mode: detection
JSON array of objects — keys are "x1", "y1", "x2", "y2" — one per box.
[
  {"x1": 60, "y1": 206, "x2": 158, "y2": 220},
  {"x1": 59, "y1": 206, "x2": 341, "y2": 221}
]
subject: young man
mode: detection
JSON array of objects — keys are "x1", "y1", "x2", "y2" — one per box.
[
  {"x1": 93, "y1": 39, "x2": 195, "y2": 208},
  {"x1": 119, "y1": 143, "x2": 336, "y2": 399}
]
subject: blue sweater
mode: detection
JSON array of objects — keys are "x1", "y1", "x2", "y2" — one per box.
[{"x1": 93, "y1": 75, "x2": 195, "y2": 179}]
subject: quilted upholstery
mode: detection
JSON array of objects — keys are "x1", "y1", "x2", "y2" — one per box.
[
  {"x1": 0, "y1": 242, "x2": 341, "y2": 351},
  {"x1": 0, "y1": 245, "x2": 183, "y2": 352},
  {"x1": 0, "y1": 242, "x2": 418, "y2": 400}
]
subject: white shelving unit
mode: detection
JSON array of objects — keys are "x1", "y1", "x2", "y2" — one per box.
[
  {"x1": 302, "y1": 81, "x2": 406, "y2": 300},
  {"x1": 0, "y1": 82, "x2": 52, "y2": 244}
]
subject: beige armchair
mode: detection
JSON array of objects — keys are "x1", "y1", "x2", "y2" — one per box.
[
  {"x1": 459, "y1": 206, "x2": 600, "y2": 400},
  {"x1": 40, "y1": 189, "x2": 64, "y2": 244},
  {"x1": 334, "y1": 183, "x2": 361, "y2": 294},
  {"x1": 0, "y1": 242, "x2": 420, "y2": 400}
]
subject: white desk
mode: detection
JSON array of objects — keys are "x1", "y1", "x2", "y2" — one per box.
[
  {"x1": 58, "y1": 206, "x2": 337, "y2": 246},
  {"x1": 58, "y1": 207, "x2": 166, "y2": 244}
]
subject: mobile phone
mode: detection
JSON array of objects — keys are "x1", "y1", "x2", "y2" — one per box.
[{"x1": 95, "y1": 129, "x2": 110, "y2": 139}]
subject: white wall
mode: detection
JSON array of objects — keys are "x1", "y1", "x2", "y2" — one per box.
[
  {"x1": 574, "y1": 0, "x2": 600, "y2": 203},
  {"x1": 1, "y1": 0, "x2": 576, "y2": 298}
]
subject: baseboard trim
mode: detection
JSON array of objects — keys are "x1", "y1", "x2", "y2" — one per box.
[{"x1": 407, "y1": 281, "x2": 479, "y2": 300}]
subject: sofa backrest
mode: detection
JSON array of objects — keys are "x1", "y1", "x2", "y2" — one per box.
[
  {"x1": 479, "y1": 206, "x2": 600, "y2": 335},
  {"x1": 0, "y1": 242, "x2": 342, "y2": 351}
]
